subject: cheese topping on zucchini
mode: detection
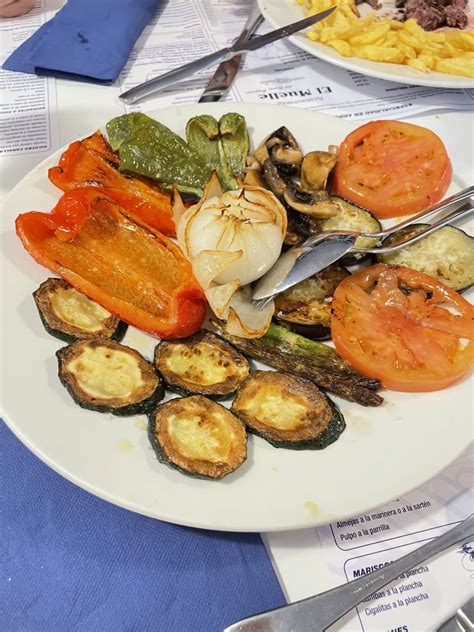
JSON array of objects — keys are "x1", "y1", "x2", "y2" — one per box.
[
  {"x1": 163, "y1": 343, "x2": 236, "y2": 386},
  {"x1": 33, "y1": 278, "x2": 126, "y2": 343},
  {"x1": 57, "y1": 338, "x2": 163, "y2": 416},
  {"x1": 149, "y1": 395, "x2": 247, "y2": 479},
  {"x1": 67, "y1": 346, "x2": 144, "y2": 399},
  {"x1": 232, "y1": 371, "x2": 333, "y2": 447},
  {"x1": 155, "y1": 330, "x2": 249, "y2": 398},
  {"x1": 51, "y1": 288, "x2": 112, "y2": 332},
  {"x1": 167, "y1": 411, "x2": 236, "y2": 462},
  {"x1": 239, "y1": 390, "x2": 309, "y2": 431}
]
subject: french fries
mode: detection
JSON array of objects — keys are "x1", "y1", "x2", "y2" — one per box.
[{"x1": 298, "y1": 0, "x2": 474, "y2": 78}]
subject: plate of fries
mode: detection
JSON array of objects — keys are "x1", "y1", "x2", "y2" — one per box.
[{"x1": 258, "y1": 0, "x2": 474, "y2": 88}]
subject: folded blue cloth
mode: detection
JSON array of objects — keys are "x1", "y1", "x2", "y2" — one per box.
[
  {"x1": 3, "y1": 0, "x2": 161, "y2": 82},
  {"x1": 0, "y1": 422, "x2": 285, "y2": 631}
]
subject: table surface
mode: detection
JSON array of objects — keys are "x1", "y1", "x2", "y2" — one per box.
[{"x1": 1, "y1": 2, "x2": 473, "y2": 631}]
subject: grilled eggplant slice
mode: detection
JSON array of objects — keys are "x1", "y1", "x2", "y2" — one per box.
[
  {"x1": 154, "y1": 330, "x2": 249, "y2": 398},
  {"x1": 316, "y1": 197, "x2": 381, "y2": 260},
  {"x1": 232, "y1": 371, "x2": 344, "y2": 449},
  {"x1": 34, "y1": 278, "x2": 127, "y2": 343},
  {"x1": 148, "y1": 395, "x2": 247, "y2": 479},
  {"x1": 57, "y1": 339, "x2": 163, "y2": 416},
  {"x1": 274, "y1": 264, "x2": 350, "y2": 339},
  {"x1": 377, "y1": 224, "x2": 474, "y2": 291}
]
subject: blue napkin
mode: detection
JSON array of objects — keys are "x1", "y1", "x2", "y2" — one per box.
[
  {"x1": 0, "y1": 422, "x2": 285, "y2": 631},
  {"x1": 2, "y1": 0, "x2": 161, "y2": 83}
]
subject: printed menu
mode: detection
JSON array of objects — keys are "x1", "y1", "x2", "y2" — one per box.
[
  {"x1": 264, "y1": 445, "x2": 474, "y2": 631},
  {"x1": 119, "y1": 0, "x2": 474, "y2": 121},
  {"x1": 1, "y1": 0, "x2": 473, "y2": 166},
  {"x1": 0, "y1": 0, "x2": 58, "y2": 159}
]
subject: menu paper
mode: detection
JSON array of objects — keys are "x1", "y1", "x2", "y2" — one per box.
[
  {"x1": 264, "y1": 446, "x2": 474, "y2": 632},
  {"x1": 118, "y1": 0, "x2": 474, "y2": 120},
  {"x1": 0, "y1": 1, "x2": 58, "y2": 159},
  {"x1": 1, "y1": 0, "x2": 473, "y2": 164}
]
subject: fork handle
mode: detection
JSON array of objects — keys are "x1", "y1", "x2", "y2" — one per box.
[
  {"x1": 354, "y1": 202, "x2": 473, "y2": 255},
  {"x1": 226, "y1": 515, "x2": 474, "y2": 631},
  {"x1": 360, "y1": 185, "x2": 474, "y2": 239},
  {"x1": 301, "y1": 514, "x2": 474, "y2": 631}
]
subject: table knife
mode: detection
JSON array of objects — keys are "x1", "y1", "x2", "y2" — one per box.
[
  {"x1": 224, "y1": 514, "x2": 474, "y2": 632},
  {"x1": 436, "y1": 597, "x2": 474, "y2": 631},
  {"x1": 199, "y1": 4, "x2": 263, "y2": 103},
  {"x1": 119, "y1": 6, "x2": 336, "y2": 104}
]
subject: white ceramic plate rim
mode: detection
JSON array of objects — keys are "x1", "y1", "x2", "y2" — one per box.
[
  {"x1": 1, "y1": 103, "x2": 472, "y2": 532},
  {"x1": 258, "y1": 0, "x2": 474, "y2": 89}
]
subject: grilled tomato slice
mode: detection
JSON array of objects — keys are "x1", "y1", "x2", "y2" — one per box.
[
  {"x1": 332, "y1": 120, "x2": 452, "y2": 219},
  {"x1": 331, "y1": 264, "x2": 474, "y2": 392}
]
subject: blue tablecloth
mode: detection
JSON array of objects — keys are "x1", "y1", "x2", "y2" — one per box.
[{"x1": 0, "y1": 421, "x2": 286, "y2": 631}]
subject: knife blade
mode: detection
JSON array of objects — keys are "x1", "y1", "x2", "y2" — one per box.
[
  {"x1": 119, "y1": 6, "x2": 336, "y2": 104},
  {"x1": 199, "y1": 4, "x2": 263, "y2": 103},
  {"x1": 252, "y1": 232, "x2": 357, "y2": 302},
  {"x1": 437, "y1": 597, "x2": 474, "y2": 631}
]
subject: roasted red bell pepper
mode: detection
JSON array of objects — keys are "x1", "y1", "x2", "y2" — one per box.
[
  {"x1": 16, "y1": 188, "x2": 206, "y2": 339},
  {"x1": 48, "y1": 131, "x2": 176, "y2": 237}
]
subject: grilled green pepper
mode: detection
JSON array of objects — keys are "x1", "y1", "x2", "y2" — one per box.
[
  {"x1": 106, "y1": 113, "x2": 211, "y2": 197},
  {"x1": 186, "y1": 113, "x2": 249, "y2": 191}
]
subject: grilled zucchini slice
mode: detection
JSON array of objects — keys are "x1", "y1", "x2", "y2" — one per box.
[
  {"x1": 57, "y1": 338, "x2": 163, "y2": 416},
  {"x1": 34, "y1": 278, "x2": 127, "y2": 343},
  {"x1": 377, "y1": 224, "x2": 474, "y2": 292},
  {"x1": 273, "y1": 264, "x2": 350, "y2": 339},
  {"x1": 316, "y1": 197, "x2": 381, "y2": 261},
  {"x1": 231, "y1": 370, "x2": 344, "y2": 449},
  {"x1": 154, "y1": 330, "x2": 249, "y2": 399},
  {"x1": 148, "y1": 395, "x2": 247, "y2": 479}
]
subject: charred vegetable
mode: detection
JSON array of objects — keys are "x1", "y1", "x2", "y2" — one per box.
[
  {"x1": 376, "y1": 224, "x2": 474, "y2": 291},
  {"x1": 57, "y1": 339, "x2": 163, "y2": 416},
  {"x1": 300, "y1": 147, "x2": 338, "y2": 191},
  {"x1": 231, "y1": 371, "x2": 345, "y2": 449},
  {"x1": 255, "y1": 126, "x2": 303, "y2": 179},
  {"x1": 154, "y1": 330, "x2": 249, "y2": 398},
  {"x1": 106, "y1": 113, "x2": 211, "y2": 197},
  {"x1": 48, "y1": 130, "x2": 175, "y2": 236},
  {"x1": 274, "y1": 264, "x2": 350, "y2": 339},
  {"x1": 16, "y1": 188, "x2": 206, "y2": 339},
  {"x1": 148, "y1": 395, "x2": 247, "y2": 479},
  {"x1": 34, "y1": 278, "x2": 127, "y2": 343},
  {"x1": 212, "y1": 320, "x2": 383, "y2": 407},
  {"x1": 283, "y1": 185, "x2": 330, "y2": 217},
  {"x1": 255, "y1": 127, "x2": 340, "y2": 220},
  {"x1": 316, "y1": 197, "x2": 382, "y2": 259},
  {"x1": 186, "y1": 113, "x2": 249, "y2": 191},
  {"x1": 284, "y1": 208, "x2": 316, "y2": 247}
]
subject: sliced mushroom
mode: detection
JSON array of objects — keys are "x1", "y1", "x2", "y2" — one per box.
[
  {"x1": 284, "y1": 209, "x2": 315, "y2": 247},
  {"x1": 262, "y1": 159, "x2": 287, "y2": 198},
  {"x1": 300, "y1": 146, "x2": 338, "y2": 191},
  {"x1": 271, "y1": 144, "x2": 303, "y2": 166},
  {"x1": 283, "y1": 185, "x2": 332, "y2": 218},
  {"x1": 254, "y1": 126, "x2": 302, "y2": 168}
]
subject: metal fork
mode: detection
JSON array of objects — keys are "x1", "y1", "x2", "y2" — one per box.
[
  {"x1": 224, "y1": 514, "x2": 474, "y2": 632},
  {"x1": 251, "y1": 185, "x2": 474, "y2": 306}
]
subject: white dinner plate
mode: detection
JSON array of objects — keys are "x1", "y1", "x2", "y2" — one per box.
[
  {"x1": 258, "y1": 0, "x2": 474, "y2": 89},
  {"x1": 1, "y1": 103, "x2": 472, "y2": 532}
]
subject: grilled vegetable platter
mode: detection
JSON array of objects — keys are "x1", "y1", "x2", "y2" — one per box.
[{"x1": 2, "y1": 103, "x2": 473, "y2": 531}]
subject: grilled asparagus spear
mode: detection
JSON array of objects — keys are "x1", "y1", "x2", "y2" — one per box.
[{"x1": 212, "y1": 322, "x2": 383, "y2": 407}]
